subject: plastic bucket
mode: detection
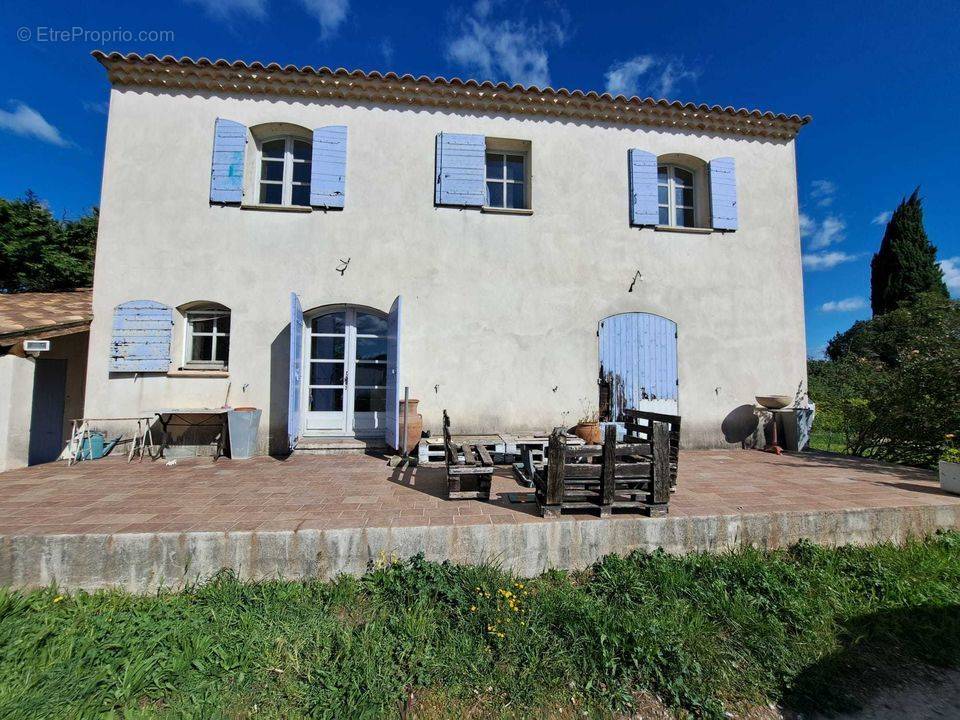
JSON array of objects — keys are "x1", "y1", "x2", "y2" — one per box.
[{"x1": 227, "y1": 408, "x2": 262, "y2": 459}]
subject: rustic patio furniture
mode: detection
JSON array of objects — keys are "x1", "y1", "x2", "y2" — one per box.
[
  {"x1": 443, "y1": 410, "x2": 495, "y2": 500},
  {"x1": 621, "y1": 409, "x2": 681, "y2": 490},
  {"x1": 155, "y1": 408, "x2": 229, "y2": 459},
  {"x1": 533, "y1": 421, "x2": 671, "y2": 517}
]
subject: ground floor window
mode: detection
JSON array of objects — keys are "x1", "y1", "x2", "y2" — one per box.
[{"x1": 185, "y1": 309, "x2": 230, "y2": 368}]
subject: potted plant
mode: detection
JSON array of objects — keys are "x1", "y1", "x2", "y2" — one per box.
[
  {"x1": 572, "y1": 403, "x2": 602, "y2": 444},
  {"x1": 940, "y1": 434, "x2": 960, "y2": 495}
]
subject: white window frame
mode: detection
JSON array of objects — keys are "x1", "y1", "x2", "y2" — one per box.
[
  {"x1": 657, "y1": 164, "x2": 696, "y2": 228},
  {"x1": 256, "y1": 136, "x2": 312, "y2": 207},
  {"x1": 184, "y1": 309, "x2": 230, "y2": 369},
  {"x1": 485, "y1": 151, "x2": 528, "y2": 209}
]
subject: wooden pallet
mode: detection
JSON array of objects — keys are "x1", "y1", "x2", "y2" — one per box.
[{"x1": 418, "y1": 434, "x2": 505, "y2": 465}]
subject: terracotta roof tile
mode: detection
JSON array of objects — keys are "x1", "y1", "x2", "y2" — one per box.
[
  {"x1": 93, "y1": 51, "x2": 811, "y2": 140},
  {"x1": 0, "y1": 289, "x2": 93, "y2": 341}
]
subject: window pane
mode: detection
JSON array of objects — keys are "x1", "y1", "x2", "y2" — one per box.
[
  {"x1": 356, "y1": 336, "x2": 387, "y2": 361},
  {"x1": 674, "y1": 167, "x2": 693, "y2": 186},
  {"x1": 355, "y1": 363, "x2": 387, "y2": 386},
  {"x1": 678, "y1": 208, "x2": 696, "y2": 227},
  {"x1": 191, "y1": 335, "x2": 213, "y2": 362},
  {"x1": 507, "y1": 182, "x2": 524, "y2": 209},
  {"x1": 218, "y1": 314, "x2": 231, "y2": 333},
  {"x1": 486, "y1": 181, "x2": 504, "y2": 207},
  {"x1": 215, "y1": 336, "x2": 230, "y2": 364},
  {"x1": 190, "y1": 317, "x2": 215, "y2": 333},
  {"x1": 292, "y1": 140, "x2": 311, "y2": 161},
  {"x1": 657, "y1": 166, "x2": 668, "y2": 182},
  {"x1": 658, "y1": 185, "x2": 669, "y2": 204},
  {"x1": 356, "y1": 312, "x2": 387, "y2": 335},
  {"x1": 354, "y1": 387, "x2": 386, "y2": 413},
  {"x1": 676, "y1": 187, "x2": 694, "y2": 207},
  {"x1": 312, "y1": 312, "x2": 345, "y2": 334},
  {"x1": 262, "y1": 140, "x2": 285, "y2": 158},
  {"x1": 486, "y1": 153, "x2": 503, "y2": 179},
  {"x1": 505, "y1": 155, "x2": 524, "y2": 181},
  {"x1": 261, "y1": 160, "x2": 284, "y2": 182},
  {"x1": 310, "y1": 362, "x2": 344, "y2": 385},
  {"x1": 259, "y1": 183, "x2": 282, "y2": 205},
  {"x1": 311, "y1": 336, "x2": 345, "y2": 360},
  {"x1": 291, "y1": 185, "x2": 311, "y2": 207},
  {"x1": 309, "y1": 388, "x2": 343, "y2": 412},
  {"x1": 292, "y1": 162, "x2": 311, "y2": 184},
  {"x1": 658, "y1": 206, "x2": 670, "y2": 225}
]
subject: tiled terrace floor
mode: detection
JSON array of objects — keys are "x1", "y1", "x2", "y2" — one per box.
[{"x1": 0, "y1": 450, "x2": 954, "y2": 536}]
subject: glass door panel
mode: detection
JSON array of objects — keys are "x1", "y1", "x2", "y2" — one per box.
[
  {"x1": 305, "y1": 311, "x2": 348, "y2": 431},
  {"x1": 352, "y1": 311, "x2": 388, "y2": 434}
]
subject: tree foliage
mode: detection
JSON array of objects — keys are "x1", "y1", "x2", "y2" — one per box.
[
  {"x1": 869, "y1": 188, "x2": 948, "y2": 316},
  {"x1": 811, "y1": 294, "x2": 960, "y2": 467},
  {"x1": 0, "y1": 191, "x2": 97, "y2": 293}
]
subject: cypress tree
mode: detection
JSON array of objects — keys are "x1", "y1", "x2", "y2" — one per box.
[{"x1": 870, "y1": 188, "x2": 948, "y2": 315}]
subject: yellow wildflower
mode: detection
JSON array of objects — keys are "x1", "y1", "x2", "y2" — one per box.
[
  {"x1": 53, "y1": 595, "x2": 64, "y2": 603},
  {"x1": 470, "y1": 606, "x2": 476, "y2": 612}
]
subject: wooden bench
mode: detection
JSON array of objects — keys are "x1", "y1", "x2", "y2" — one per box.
[
  {"x1": 533, "y1": 422, "x2": 671, "y2": 517},
  {"x1": 443, "y1": 410, "x2": 495, "y2": 500},
  {"x1": 621, "y1": 409, "x2": 681, "y2": 490}
]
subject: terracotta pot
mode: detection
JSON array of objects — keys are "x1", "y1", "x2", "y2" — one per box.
[
  {"x1": 399, "y1": 399, "x2": 423, "y2": 454},
  {"x1": 572, "y1": 421, "x2": 601, "y2": 444}
]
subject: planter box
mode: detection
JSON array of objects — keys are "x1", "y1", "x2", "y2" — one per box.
[{"x1": 940, "y1": 461, "x2": 960, "y2": 495}]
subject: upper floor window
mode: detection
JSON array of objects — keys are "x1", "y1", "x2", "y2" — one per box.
[
  {"x1": 258, "y1": 137, "x2": 312, "y2": 207},
  {"x1": 185, "y1": 308, "x2": 230, "y2": 368},
  {"x1": 658, "y1": 165, "x2": 696, "y2": 227},
  {"x1": 486, "y1": 152, "x2": 526, "y2": 209}
]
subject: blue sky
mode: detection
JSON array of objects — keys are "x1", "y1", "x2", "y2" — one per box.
[{"x1": 2, "y1": 0, "x2": 958, "y2": 353}]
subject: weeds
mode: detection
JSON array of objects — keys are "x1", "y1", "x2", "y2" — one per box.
[{"x1": 1, "y1": 534, "x2": 959, "y2": 718}]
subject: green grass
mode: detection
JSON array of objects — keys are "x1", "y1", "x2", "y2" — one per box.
[
  {"x1": 2, "y1": 534, "x2": 960, "y2": 719},
  {"x1": 809, "y1": 429, "x2": 848, "y2": 453}
]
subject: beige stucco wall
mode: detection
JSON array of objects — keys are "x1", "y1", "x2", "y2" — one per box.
[
  {"x1": 84, "y1": 87, "x2": 807, "y2": 452},
  {"x1": 0, "y1": 331, "x2": 87, "y2": 471}
]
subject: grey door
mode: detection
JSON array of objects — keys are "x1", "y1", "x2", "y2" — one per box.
[{"x1": 28, "y1": 359, "x2": 67, "y2": 465}]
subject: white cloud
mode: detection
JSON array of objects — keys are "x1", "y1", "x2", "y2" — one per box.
[
  {"x1": 0, "y1": 102, "x2": 69, "y2": 147},
  {"x1": 802, "y1": 251, "x2": 858, "y2": 271},
  {"x1": 810, "y1": 179, "x2": 837, "y2": 207},
  {"x1": 807, "y1": 215, "x2": 846, "y2": 250},
  {"x1": 604, "y1": 54, "x2": 699, "y2": 98},
  {"x1": 300, "y1": 0, "x2": 349, "y2": 39},
  {"x1": 380, "y1": 38, "x2": 394, "y2": 66},
  {"x1": 185, "y1": 0, "x2": 267, "y2": 20},
  {"x1": 820, "y1": 297, "x2": 867, "y2": 313},
  {"x1": 83, "y1": 100, "x2": 108, "y2": 115},
  {"x1": 799, "y1": 212, "x2": 815, "y2": 237},
  {"x1": 445, "y1": 2, "x2": 568, "y2": 87},
  {"x1": 871, "y1": 210, "x2": 892, "y2": 226},
  {"x1": 940, "y1": 256, "x2": 960, "y2": 295}
]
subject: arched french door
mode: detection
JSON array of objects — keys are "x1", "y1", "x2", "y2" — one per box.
[
  {"x1": 598, "y1": 312, "x2": 678, "y2": 421},
  {"x1": 303, "y1": 306, "x2": 388, "y2": 436}
]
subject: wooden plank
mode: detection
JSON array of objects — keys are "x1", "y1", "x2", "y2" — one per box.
[
  {"x1": 545, "y1": 429, "x2": 565, "y2": 506},
  {"x1": 601, "y1": 424, "x2": 616, "y2": 509},
  {"x1": 447, "y1": 465, "x2": 495, "y2": 476},
  {"x1": 651, "y1": 421, "x2": 671, "y2": 505},
  {"x1": 462, "y1": 444, "x2": 476, "y2": 465},
  {"x1": 476, "y1": 444, "x2": 494, "y2": 466},
  {"x1": 563, "y1": 464, "x2": 602, "y2": 479}
]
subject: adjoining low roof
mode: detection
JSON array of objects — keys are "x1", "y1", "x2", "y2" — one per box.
[
  {"x1": 92, "y1": 51, "x2": 811, "y2": 140},
  {"x1": 0, "y1": 289, "x2": 93, "y2": 343}
]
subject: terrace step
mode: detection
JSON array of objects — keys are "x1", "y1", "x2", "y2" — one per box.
[{"x1": 294, "y1": 438, "x2": 388, "y2": 456}]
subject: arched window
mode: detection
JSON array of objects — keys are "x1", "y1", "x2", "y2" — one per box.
[
  {"x1": 258, "y1": 136, "x2": 312, "y2": 207},
  {"x1": 183, "y1": 304, "x2": 231, "y2": 369},
  {"x1": 657, "y1": 165, "x2": 696, "y2": 228}
]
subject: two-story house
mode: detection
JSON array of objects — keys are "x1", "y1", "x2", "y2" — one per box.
[{"x1": 85, "y1": 51, "x2": 810, "y2": 455}]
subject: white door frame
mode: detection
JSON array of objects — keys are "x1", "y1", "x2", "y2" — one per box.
[{"x1": 301, "y1": 305, "x2": 388, "y2": 438}]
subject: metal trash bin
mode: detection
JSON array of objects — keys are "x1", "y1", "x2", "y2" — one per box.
[{"x1": 227, "y1": 408, "x2": 262, "y2": 459}]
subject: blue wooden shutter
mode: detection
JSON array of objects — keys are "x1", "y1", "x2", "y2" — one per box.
[
  {"x1": 435, "y1": 133, "x2": 486, "y2": 206},
  {"x1": 288, "y1": 293, "x2": 304, "y2": 450},
  {"x1": 110, "y1": 300, "x2": 172, "y2": 372},
  {"x1": 709, "y1": 157, "x2": 738, "y2": 230},
  {"x1": 628, "y1": 149, "x2": 659, "y2": 226},
  {"x1": 385, "y1": 296, "x2": 402, "y2": 449},
  {"x1": 210, "y1": 118, "x2": 246, "y2": 204},
  {"x1": 310, "y1": 125, "x2": 347, "y2": 208},
  {"x1": 599, "y1": 312, "x2": 678, "y2": 421}
]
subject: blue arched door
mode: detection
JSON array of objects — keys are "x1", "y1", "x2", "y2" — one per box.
[{"x1": 599, "y1": 312, "x2": 678, "y2": 420}]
